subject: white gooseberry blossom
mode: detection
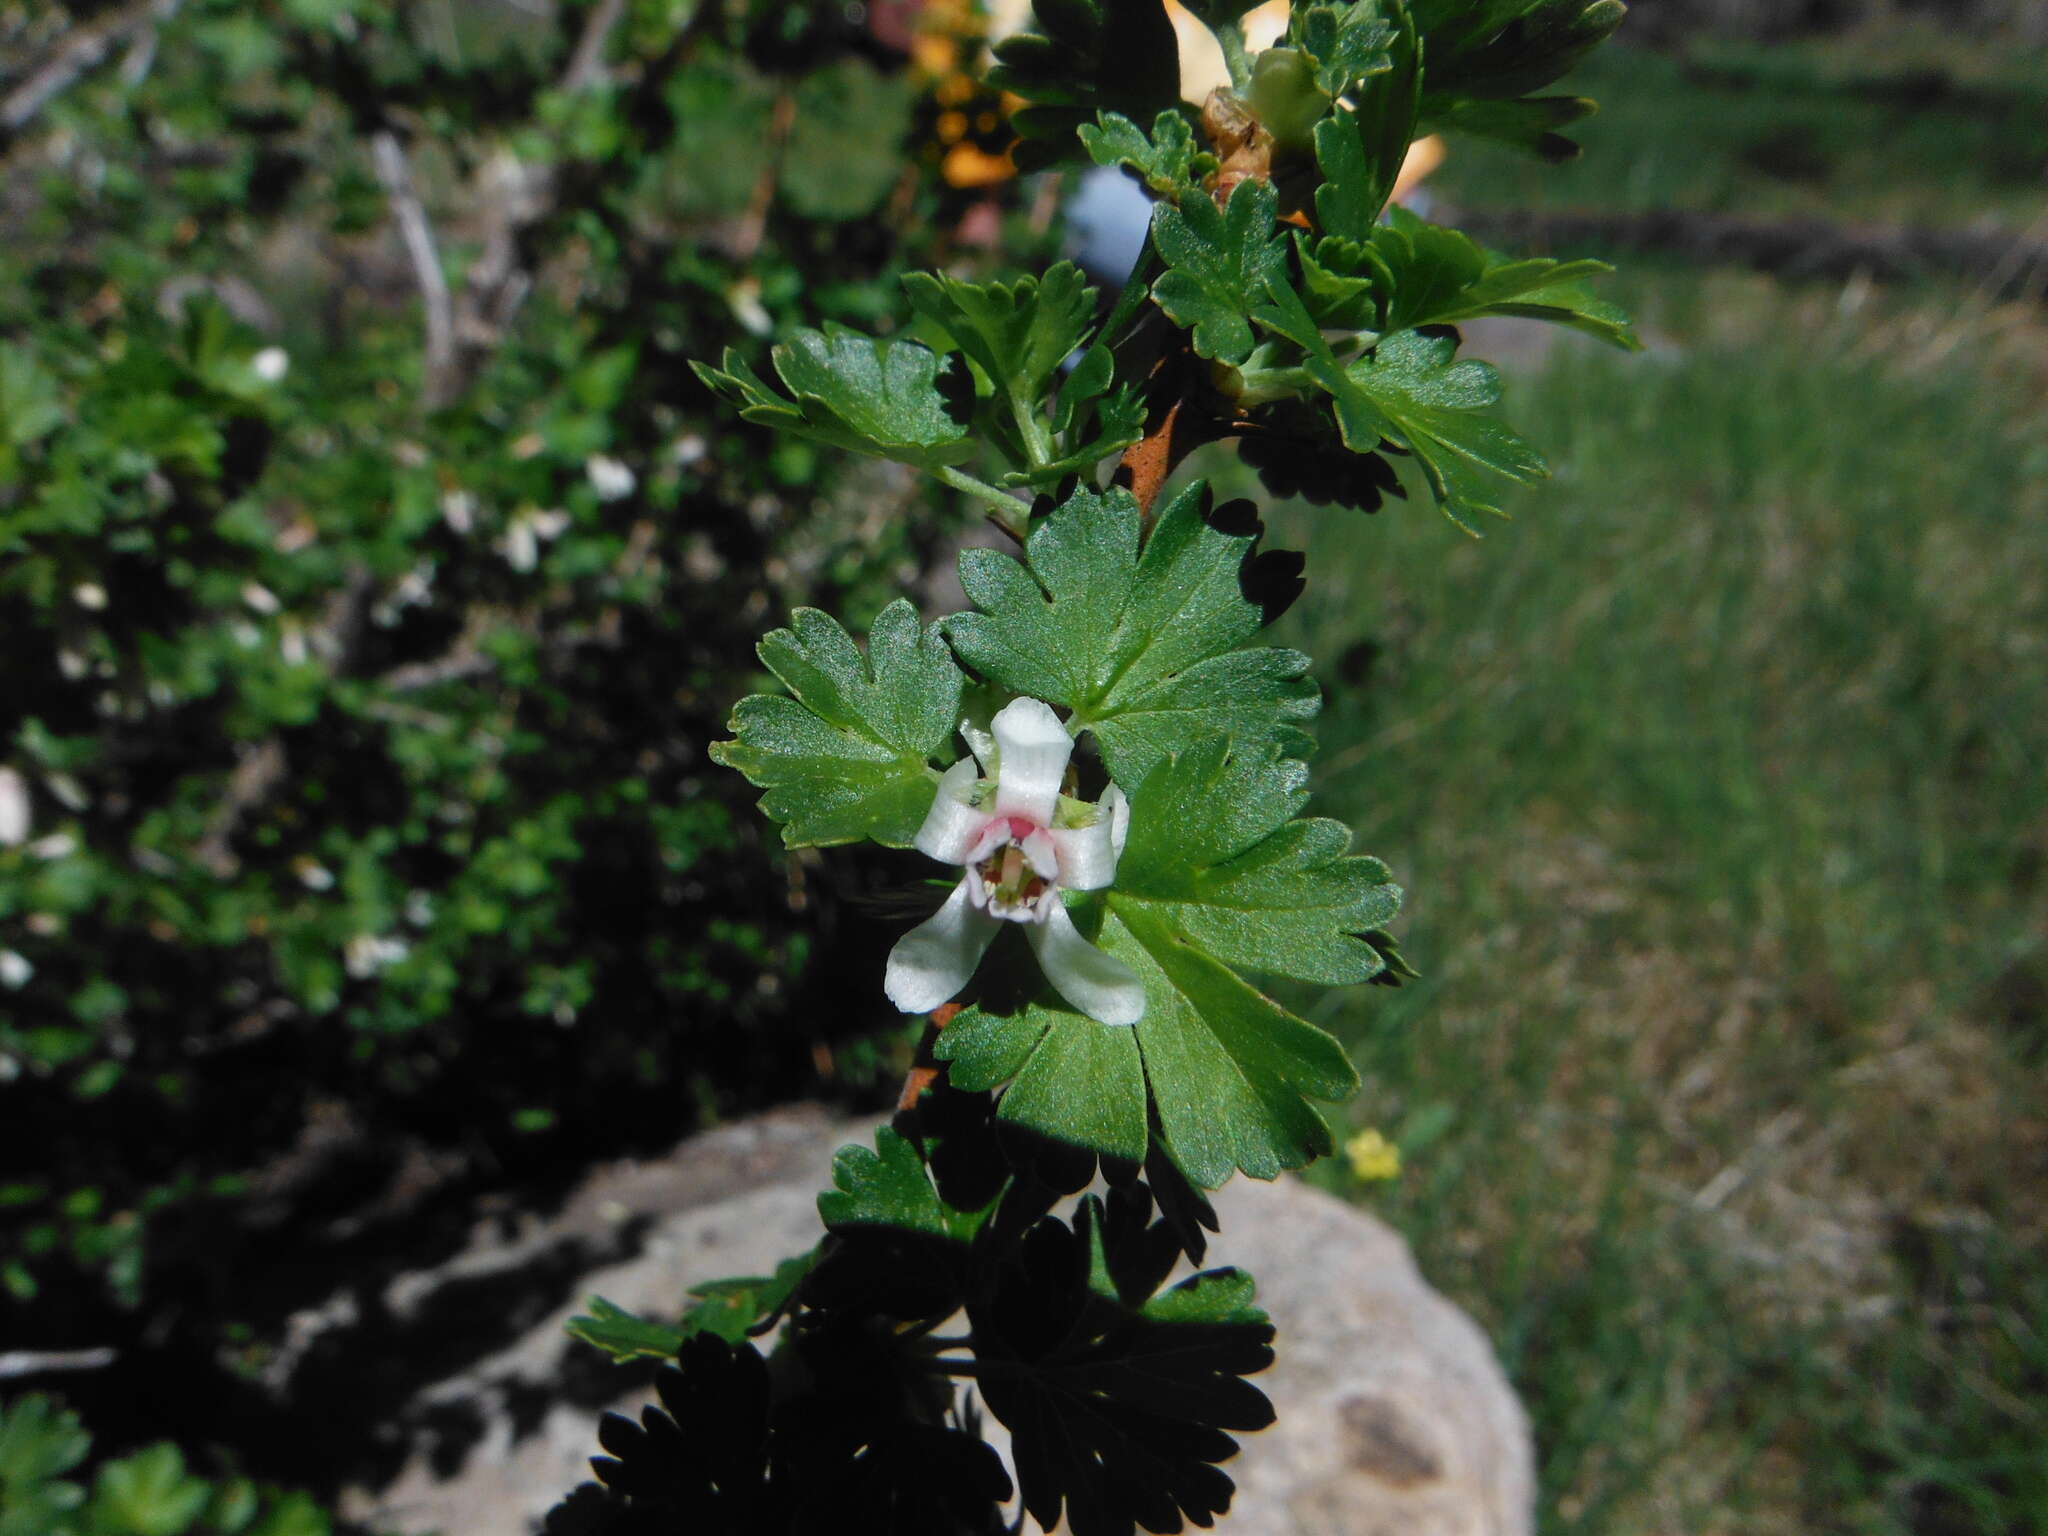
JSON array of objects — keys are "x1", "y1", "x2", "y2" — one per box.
[{"x1": 884, "y1": 696, "x2": 1144, "y2": 1027}]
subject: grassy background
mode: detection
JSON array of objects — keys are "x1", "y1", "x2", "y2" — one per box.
[
  {"x1": 1431, "y1": 32, "x2": 2048, "y2": 232},
  {"x1": 1227, "y1": 32, "x2": 2048, "y2": 1536}
]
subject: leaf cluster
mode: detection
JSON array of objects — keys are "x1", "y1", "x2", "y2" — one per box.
[
  {"x1": 718, "y1": 483, "x2": 1401, "y2": 1187},
  {"x1": 0, "y1": 1396, "x2": 325, "y2": 1536},
  {"x1": 551, "y1": 1104, "x2": 1275, "y2": 1536},
  {"x1": 696, "y1": 260, "x2": 1143, "y2": 515}
]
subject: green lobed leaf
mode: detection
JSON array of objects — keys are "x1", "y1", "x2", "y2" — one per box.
[
  {"x1": 1303, "y1": 208, "x2": 1641, "y2": 347},
  {"x1": 569, "y1": 1296, "x2": 690, "y2": 1362},
  {"x1": 816, "y1": 1125, "x2": 990, "y2": 1243},
  {"x1": 1079, "y1": 110, "x2": 1216, "y2": 203},
  {"x1": 1109, "y1": 737, "x2": 1403, "y2": 987},
  {"x1": 690, "y1": 325, "x2": 970, "y2": 471},
  {"x1": 938, "y1": 994, "x2": 1149, "y2": 1166},
  {"x1": 1255, "y1": 283, "x2": 1547, "y2": 530},
  {"x1": 1311, "y1": 0, "x2": 1421, "y2": 239},
  {"x1": 903, "y1": 262, "x2": 1097, "y2": 471},
  {"x1": 1101, "y1": 903, "x2": 1358, "y2": 1187},
  {"x1": 710, "y1": 600, "x2": 964, "y2": 848},
  {"x1": 969, "y1": 1190, "x2": 1275, "y2": 1535},
  {"x1": 1342, "y1": 328, "x2": 1549, "y2": 529},
  {"x1": 940, "y1": 738, "x2": 1391, "y2": 1188},
  {"x1": 942, "y1": 481, "x2": 1316, "y2": 789},
  {"x1": 1287, "y1": 0, "x2": 1397, "y2": 99},
  {"x1": 1150, "y1": 179, "x2": 1289, "y2": 366},
  {"x1": 779, "y1": 59, "x2": 917, "y2": 220},
  {"x1": 89, "y1": 1445, "x2": 212, "y2": 1536},
  {"x1": 568, "y1": 1253, "x2": 815, "y2": 1361}
]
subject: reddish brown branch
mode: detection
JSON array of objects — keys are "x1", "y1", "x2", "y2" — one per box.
[{"x1": 895, "y1": 1003, "x2": 962, "y2": 1117}]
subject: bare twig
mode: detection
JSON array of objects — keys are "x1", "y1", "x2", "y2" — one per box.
[
  {"x1": 371, "y1": 130, "x2": 459, "y2": 410},
  {"x1": 0, "y1": 1348, "x2": 117, "y2": 1380},
  {"x1": 560, "y1": 0, "x2": 629, "y2": 92},
  {"x1": 1, "y1": 0, "x2": 179, "y2": 137}
]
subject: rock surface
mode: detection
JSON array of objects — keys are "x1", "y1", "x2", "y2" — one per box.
[{"x1": 340, "y1": 1106, "x2": 1532, "y2": 1536}]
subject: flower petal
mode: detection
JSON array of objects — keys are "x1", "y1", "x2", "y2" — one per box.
[
  {"x1": 914, "y1": 758, "x2": 988, "y2": 866},
  {"x1": 885, "y1": 882, "x2": 1000, "y2": 1014},
  {"x1": 1028, "y1": 901, "x2": 1145, "y2": 1026},
  {"x1": 990, "y1": 696, "x2": 1072, "y2": 826},
  {"x1": 961, "y1": 718, "x2": 998, "y2": 777},
  {"x1": 1019, "y1": 827, "x2": 1059, "y2": 881},
  {"x1": 1047, "y1": 814, "x2": 1117, "y2": 891},
  {"x1": 1106, "y1": 781, "x2": 1129, "y2": 863}
]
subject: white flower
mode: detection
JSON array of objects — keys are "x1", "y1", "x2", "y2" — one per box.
[
  {"x1": 884, "y1": 697, "x2": 1144, "y2": 1027},
  {"x1": 344, "y1": 933, "x2": 410, "y2": 979},
  {"x1": 0, "y1": 767, "x2": 29, "y2": 847},
  {"x1": 252, "y1": 346, "x2": 290, "y2": 383},
  {"x1": 497, "y1": 505, "x2": 570, "y2": 572},
  {"x1": 586, "y1": 454, "x2": 636, "y2": 502}
]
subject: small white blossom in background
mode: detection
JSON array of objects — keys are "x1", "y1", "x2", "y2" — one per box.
[
  {"x1": 28, "y1": 833, "x2": 76, "y2": 861},
  {"x1": 252, "y1": 346, "x2": 290, "y2": 383},
  {"x1": 586, "y1": 454, "x2": 636, "y2": 502},
  {"x1": 726, "y1": 277, "x2": 772, "y2": 337},
  {"x1": 497, "y1": 506, "x2": 573, "y2": 572},
  {"x1": 885, "y1": 696, "x2": 1144, "y2": 1027},
  {"x1": 344, "y1": 934, "x2": 410, "y2": 979},
  {"x1": 292, "y1": 856, "x2": 335, "y2": 891},
  {"x1": 241, "y1": 581, "x2": 281, "y2": 615},
  {"x1": 0, "y1": 951, "x2": 32, "y2": 989},
  {"x1": 73, "y1": 582, "x2": 108, "y2": 611},
  {"x1": 44, "y1": 773, "x2": 87, "y2": 811},
  {"x1": 0, "y1": 767, "x2": 29, "y2": 846},
  {"x1": 671, "y1": 433, "x2": 707, "y2": 468},
  {"x1": 440, "y1": 487, "x2": 476, "y2": 534}
]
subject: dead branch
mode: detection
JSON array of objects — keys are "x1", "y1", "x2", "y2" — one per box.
[
  {"x1": 1, "y1": 0, "x2": 179, "y2": 138},
  {"x1": 560, "y1": 0, "x2": 629, "y2": 92},
  {"x1": 371, "y1": 130, "x2": 460, "y2": 411}
]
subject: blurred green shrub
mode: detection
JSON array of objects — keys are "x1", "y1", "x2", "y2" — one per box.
[
  {"x1": 0, "y1": 0, "x2": 1033, "y2": 1400},
  {"x1": 0, "y1": 1393, "x2": 325, "y2": 1536}
]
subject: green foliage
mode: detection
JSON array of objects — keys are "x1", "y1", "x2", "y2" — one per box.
[
  {"x1": 967, "y1": 1192, "x2": 1275, "y2": 1536},
  {"x1": 989, "y1": 0, "x2": 1185, "y2": 172},
  {"x1": 817, "y1": 1125, "x2": 993, "y2": 1242},
  {"x1": 554, "y1": 1142, "x2": 1272, "y2": 1536},
  {"x1": 1299, "y1": 208, "x2": 1641, "y2": 346},
  {"x1": 1, "y1": 0, "x2": 1039, "y2": 1401},
  {"x1": 902, "y1": 263, "x2": 1100, "y2": 473},
  {"x1": 0, "y1": 1398, "x2": 325, "y2": 1536},
  {"x1": 1254, "y1": 282, "x2": 1550, "y2": 529},
  {"x1": 1110, "y1": 739, "x2": 1402, "y2": 989},
  {"x1": 1312, "y1": 2, "x2": 1424, "y2": 233},
  {"x1": 570, "y1": 1253, "x2": 814, "y2": 1360},
  {"x1": 1411, "y1": 0, "x2": 1628, "y2": 158},
  {"x1": 1079, "y1": 111, "x2": 1217, "y2": 202},
  {"x1": 1150, "y1": 180, "x2": 1290, "y2": 365},
  {"x1": 711, "y1": 601, "x2": 965, "y2": 849},
  {"x1": 942, "y1": 483, "x2": 1317, "y2": 788},
  {"x1": 1285, "y1": 0, "x2": 1398, "y2": 100},
  {"x1": 693, "y1": 328, "x2": 974, "y2": 471}
]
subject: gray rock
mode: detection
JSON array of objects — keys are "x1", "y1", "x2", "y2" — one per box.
[{"x1": 341, "y1": 1107, "x2": 1531, "y2": 1536}]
